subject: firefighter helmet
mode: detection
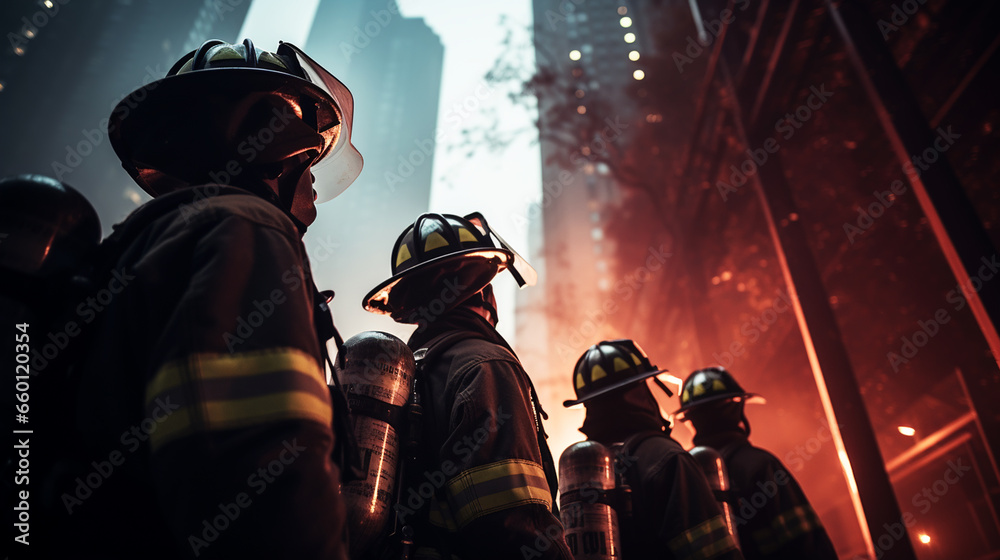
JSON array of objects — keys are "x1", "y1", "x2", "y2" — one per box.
[
  {"x1": 362, "y1": 212, "x2": 536, "y2": 322},
  {"x1": 673, "y1": 366, "x2": 763, "y2": 420},
  {"x1": 563, "y1": 339, "x2": 670, "y2": 407},
  {"x1": 0, "y1": 175, "x2": 101, "y2": 278},
  {"x1": 109, "y1": 39, "x2": 362, "y2": 202}
]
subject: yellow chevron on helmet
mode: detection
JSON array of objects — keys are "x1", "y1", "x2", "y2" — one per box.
[
  {"x1": 673, "y1": 366, "x2": 763, "y2": 418},
  {"x1": 563, "y1": 339, "x2": 669, "y2": 407}
]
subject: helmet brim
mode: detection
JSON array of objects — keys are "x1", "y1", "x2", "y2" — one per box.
[
  {"x1": 671, "y1": 392, "x2": 766, "y2": 420},
  {"x1": 562, "y1": 367, "x2": 670, "y2": 408},
  {"x1": 362, "y1": 248, "x2": 513, "y2": 321}
]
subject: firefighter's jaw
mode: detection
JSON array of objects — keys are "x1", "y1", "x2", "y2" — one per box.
[
  {"x1": 283, "y1": 161, "x2": 318, "y2": 227},
  {"x1": 252, "y1": 151, "x2": 319, "y2": 228}
]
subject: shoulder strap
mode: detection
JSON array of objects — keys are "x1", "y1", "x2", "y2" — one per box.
[
  {"x1": 405, "y1": 330, "x2": 480, "y2": 473},
  {"x1": 383, "y1": 331, "x2": 476, "y2": 560},
  {"x1": 412, "y1": 330, "x2": 480, "y2": 368},
  {"x1": 408, "y1": 329, "x2": 486, "y2": 442},
  {"x1": 616, "y1": 430, "x2": 671, "y2": 487},
  {"x1": 715, "y1": 439, "x2": 746, "y2": 463},
  {"x1": 620, "y1": 429, "x2": 670, "y2": 457},
  {"x1": 606, "y1": 430, "x2": 671, "y2": 531}
]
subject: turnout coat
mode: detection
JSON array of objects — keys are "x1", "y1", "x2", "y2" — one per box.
[
  {"x1": 404, "y1": 309, "x2": 572, "y2": 560},
  {"x1": 52, "y1": 187, "x2": 348, "y2": 559}
]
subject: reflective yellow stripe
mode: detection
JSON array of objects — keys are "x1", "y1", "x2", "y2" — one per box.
[
  {"x1": 669, "y1": 515, "x2": 738, "y2": 560},
  {"x1": 145, "y1": 347, "x2": 326, "y2": 404},
  {"x1": 145, "y1": 348, "x2": 330, "y2": 452},
  {"x1": 753, "y1": 505, "x2": 821, "y2": 554},
  {"x1": 446, "y1": 459, "x2": 552, "y2": 528},
  {"x1": 698, "y1": 533, "x2": 739, "y2": 559}
]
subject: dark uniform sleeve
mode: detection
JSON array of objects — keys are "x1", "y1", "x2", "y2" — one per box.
[
  {"x1": 139, "y1": 211, "x2": 347, "y2": 559},
  {"x1": 734, "y1": 453, "x2": 837, "y2": 560},
  {"x1": 431, "y1": 357, "x2": 572, "y2": 560},
  {"x1": 649, "y1": 450, "x2": 743, "y2": 560}
]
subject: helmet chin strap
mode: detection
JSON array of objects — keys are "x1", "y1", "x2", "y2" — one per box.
[
  {"x1": 235, "y1": 176, "x2": 311, "y2": 235},
  {"x1": 243, "y1": 151, "x2": 318, "y2": 236},
  {"x1": 643, "y1": 377, "x2": 674, "y2": 431},
  {"x1": 581, "y1": 381, "x2": 669, "y2": 441},
  {"x1": 688, "y1": 400, "x2": 749, "y2": 437},
  {"x1": 463, "y1": 284, "x2": 499, "y2": 326},
  {"x1": 740, "y1": 406, "x2": 752, "y2": 437}
]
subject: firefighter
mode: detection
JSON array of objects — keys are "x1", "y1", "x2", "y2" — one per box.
[
  {"x1": 362, "y1": 212, "x2": 572, "y2": 560},
  {"x1": 49, "y1": 39, "x2": 362, "y2": 558},
  {"x1": 564, "y1": 340, "x2": 744, "y2": 560},
  {"x1": 674, "y1": 367, "x2": 839, "y2": 560}
]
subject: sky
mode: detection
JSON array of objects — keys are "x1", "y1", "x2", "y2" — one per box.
[
  {"x1": 396, "y1": 0, "x2": 542, "y2": 343},
  {"x1": 240, "y1": 0, "x2": 542, "y2": 343}
]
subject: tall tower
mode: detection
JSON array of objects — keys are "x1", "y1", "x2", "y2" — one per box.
[
  {"x1": 0, "y1": 0, "x2": 251, "y2": 228},
  {"x1": 527, "y1": 0, "x2": 653, "y2": 456},
  {"x1": 303, "y1": 1, "x2": 445, "y2": 338}
]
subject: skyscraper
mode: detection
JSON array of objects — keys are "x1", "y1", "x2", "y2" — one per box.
[
  {"x1": 0, "y1": 0, "x2": 251, "y2": 228},
  {"x1": 304, "y1": 1, "x2": 444, "y2": 338},
  {"x1": 526, "y1": 0, "x2": 654, "y2": 455}
]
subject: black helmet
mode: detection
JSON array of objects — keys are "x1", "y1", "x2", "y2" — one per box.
[
  {"x1": 672, "y1": 366, "x2": 764, "y2": 420},
  {"x1": 362, "y1": 212, "x2": 536, "y2": 322},
  {"x1": 563, "y1": 339, "x2": 672, "y2": 407},
  {"x1": 109, "y1": 39, "x2": 361, "y2": 201},
  {"x1": 0, "y1": 175, "x2": 101, "y2": 278}
]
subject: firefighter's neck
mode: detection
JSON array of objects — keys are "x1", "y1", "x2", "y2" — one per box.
[
  {"x1": 581, "y1": 390, "x2": 668, "y2": 445},
  {"x1": 467, "y1": 303, "x2": 496, "y2": 326},
  {"x1": 462, "y1": 287, "x2": 498, "y2": 327},
  {"x1": 453, "y1": 297, "x2": 497, "y2": 327},
  {"x1": 692, "y1": 426, "x2": 748, "y2": 449},
  {"x1": 687, "y1": 401, "x2": 748, "y2": 443}
]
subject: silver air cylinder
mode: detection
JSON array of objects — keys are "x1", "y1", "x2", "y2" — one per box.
[
  {"x1": 559, "y1": 441, "x2": 621, "y2": 559},
  {"x1": 337, "y1": 331, "x2": 416, "y2": 558},
  {"x1": 689, "y1": 446, "x2": 739, "y2": 549}
]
